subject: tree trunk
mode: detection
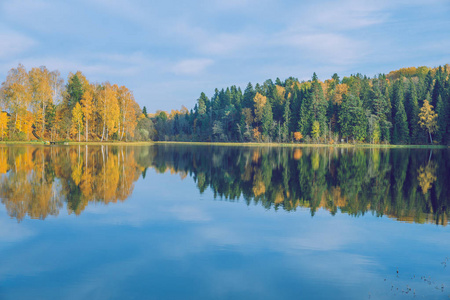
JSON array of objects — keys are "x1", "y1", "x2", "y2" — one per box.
[
  {"x1": 86, "y1": 118, "x2": 88, "y2": 142},
  {"x1": 42, "y1": 104, "x2": 46, "y2": 139},
  {"x1": 101, "y1": 120, "x2": 106, "y2": 142}
]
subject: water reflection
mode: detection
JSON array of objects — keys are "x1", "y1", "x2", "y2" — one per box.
[
  {"x1": 1, "y1": 145, "x2": 449, "y2": 225},
  {"x1": 0, "y1": 145, "x2": 141, "y2": 221}
]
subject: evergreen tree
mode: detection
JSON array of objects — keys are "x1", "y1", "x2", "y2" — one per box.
[
  {"x1": 435, "y1": 95, "x2": 447, "y2": 143},
  {"x1": 404, "y1": 81, "x2": 420, "y2": 143},
  {"x1": 310, "y1": 75, "x2": 327, "y2": 134},
  {"x1": 338, "y1": 95, "x2": 351, "y2": 142},
  {"x1": 197, "y1": 92, "x2": 208, "y2": 115},
  {"x1": 392, "y1": 81, "x2": 409, "y2": 144},
  {"x1": 262, "y1": 101, "x2": 273, "y2": 140},
  {"x1": 298, "y1": 91, "x2": 312, "y2": 136},
  {"x1": 393, "y1": 100, "x2": 409, "y2": 144},
  {"x1": 243, "y1": 83, "x2": 255, "y2": 109},
  {"x1": 282, "y1": 97, "x2": 291, "y2": 142},
  {"x1": 66, "y1": 74, "x2": 83, "y2": 109}
]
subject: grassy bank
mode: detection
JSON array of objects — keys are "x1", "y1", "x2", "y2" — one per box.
[
  {"x1": 0, "y1": 140, "x2": 447, "y2": 149},
  {"x1": 0, "y1": 141, "x2": 154, "y2": 146},
  {"x1": 64, "y1": 141, "x2": 154, "y2": 146},
  {"x1": 155, "y1": 141, "x2": 449, "y2": 149}
]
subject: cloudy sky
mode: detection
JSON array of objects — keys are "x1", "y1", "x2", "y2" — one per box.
[{"x1": 1, "y1": 0, "x2": 449, "y2": 112}]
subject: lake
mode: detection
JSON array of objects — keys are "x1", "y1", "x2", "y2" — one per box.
[{"x1": 0, "y1": 144, "x2": 449, "y2": 299}]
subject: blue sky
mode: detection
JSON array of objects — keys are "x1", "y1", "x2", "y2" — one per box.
[{"x1": 1, "y1": 0, "x2": 449, "y2": 112}]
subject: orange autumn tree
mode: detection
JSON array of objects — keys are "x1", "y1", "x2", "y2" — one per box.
[{"x1": 293, "y1": 132, "x2": 303, "y2": 142}]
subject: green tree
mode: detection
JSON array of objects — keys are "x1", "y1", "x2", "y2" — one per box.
[
  {"x1": 282, "y1": 97, "x2": 291, "y2": 142},
  {"x1": 435, "y1": 95, "x2": 447, "y2": 143},
  {"x1": 142, "y1": 106, "x2": 148, "y2": 117},
  {"x1": 392, "y1": 80, "x2": 409, "y2": 144},
  {"x1": 262, "y1": 101, "x2": 273, "y2": 140},
  {"x1": 66, "y1": 74, "x2": 84, "y2": 109},
  {"x1": 405, "y1": 81, "x2": 420, "y2": 143}
]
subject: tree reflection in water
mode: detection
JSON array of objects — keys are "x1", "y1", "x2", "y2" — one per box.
[{"x1": 0, "y1": 145, "x2": 449, "y2": 225}]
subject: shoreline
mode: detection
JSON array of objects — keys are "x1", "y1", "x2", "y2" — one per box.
[
  {"x1": 0, "y1": 140, "x2": 447, "y2": 149},
  {"x1": 154, "y1": 141, "x2": 448, "y2": 149},
  {"x1": 0, "y1": 141, "x2": 155, "y2": 146}
]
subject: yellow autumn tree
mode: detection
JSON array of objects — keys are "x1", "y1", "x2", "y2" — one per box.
[
  {"x1": 253, "y1": 92, "x2": 267, "y2": 123},
  {"x1": 0, "y1": 111, "x2": 9, "y2": 140},
  {"x1": 80, "y1": 88, "x2": 94, "y2": 142},
  {"x1": 2, "y1": 64, "x2": 32, "y2": 131},
  {"x1": 418, "y1": 100, "x2": 438, "y2": 144},
  {"x1": 22, "y1": 112, "x2": 35, "y2": 140},
  {"x1": 99, "y1": 83, "x2": 120, "y2": 141},
  {"x1": 71, "y1": 102, "x2": 84, "y2": 142},
  {"x1": 29, "y1": 66, "x2": 53, "y2": 138},
  {"x1": 117, "y1": 86, "x2": 137, "y2": 141}
]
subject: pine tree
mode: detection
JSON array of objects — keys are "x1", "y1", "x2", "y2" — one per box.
[
  {"x1": 338, "y1": 95, "x2": 351, "y2": 142},
  {"x1": 282, "y1": 97, "x2": 291, "y2": 142},
  {"x1": 66, "y1": 74, "x2": 84, "y2": 109},
  {"x1": 393, "y1": 100, "x2": 409, "y2": 144},
  {"x1": 405, "y1": 81, "x2": 420, "y2": 143},
  {"x1": 298, "y1": 91, "x2": 312, "y2": 136},
  {"x1": 197, "y1": 92, "x2": 208, "y2": 115},
  {"x1": 392, "y1": 81, "x2": 409, "y2": 144},
  {"x1": 310, "y1": 75, "x2": 327, "y2": 134},
  {"x1": 435, "y1": 95, "x2": 447, "y2": 143},
  {"x1": 262, "y1": 101, "x2": 273, "y2": 140}
]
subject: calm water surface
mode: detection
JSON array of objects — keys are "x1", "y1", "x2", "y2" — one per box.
[{"x1": 0, "y1": 144, "x2": 449, "y2": 299}]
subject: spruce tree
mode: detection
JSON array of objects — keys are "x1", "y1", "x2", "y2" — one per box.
[
  {"x1": 436, "y1": 95, "x2": 447, "y2": 143},
  {"x1": 393, "y1": 99, "x2": 409, "y2": 144},
  {"x1": 262, "y1": 101, "x2": 273, "y2": 140},
  {"x1": 405, "y1": 81, "x2": 420, "y2": 143},
  {"x1": 282, "y1": 97, "x2": 291, "y2": 142},
  {"x1": 392, "y1": 81, "x2": 409, "y2": 144},
  {"x1": 298, "y1": 91, "x2": 312, "y2": 136}
]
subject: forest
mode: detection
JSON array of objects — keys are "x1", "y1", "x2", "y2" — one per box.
[
  {"x1": 153, "y1": 65, "x2": 450, "y2": 145},
  {"x1": 0, "y1": 64, "x2": 449, "y2": 144},
  {"x1": 0, "y1": 64, "x2": 155, "y2": 142}
]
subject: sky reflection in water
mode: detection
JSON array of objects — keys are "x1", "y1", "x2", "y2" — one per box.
[{"x1": 0, "y1": 145, "x2": 449, "y2": 299}]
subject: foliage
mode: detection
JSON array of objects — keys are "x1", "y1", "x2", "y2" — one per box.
[
  {"x1": 418, "y1": 100, "x2": 438, "y2": 144},
  {"x1": 1, "y1": 64, "x2": 450, "y2": 144}
]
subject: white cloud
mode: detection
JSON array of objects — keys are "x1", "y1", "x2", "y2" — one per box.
[
  {"x1": 300, "y1": 0, "x2": 389, "y2": 31},
  {"x1": 0, "y1": 30, "x2": 36, "y2": 59},
  {"x1": 279, "y1": 32, "x2": 367, "y2": 65},
  {"x1": 172, "y1": 58, "x2": 214, "y2": 75}
]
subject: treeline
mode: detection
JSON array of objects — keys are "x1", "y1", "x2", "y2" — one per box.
[
  {"x1": 153, "y1": 65, "x2": 450, "y2": 145},
  {"x1": 0, "y1": 64, "x2": 155, "y2": 142}
]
